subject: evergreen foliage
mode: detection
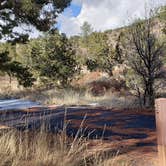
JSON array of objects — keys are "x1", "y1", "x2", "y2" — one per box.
[
  {"x1": 0, "y1": 51, "x2": 35, "y2": 87},
  {"x1": 85, "y1": 32, "x2": 113, "y2": 75},
  {"x1": 0, "y1": 0, "x2": 71, "y2": 87},
  {"x1": 30, "y1": 31, "x2": 80, "y2": 86}
]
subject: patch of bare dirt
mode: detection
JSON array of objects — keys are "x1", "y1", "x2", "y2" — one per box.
[{"x1": 0, "y1": 106, "x2": 158, "y2": 165}]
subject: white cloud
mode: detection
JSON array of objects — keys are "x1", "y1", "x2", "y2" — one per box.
[
  {"x1": 57, "y1": 15, "x2": 81, "y2": 36},
  {"x1": 13, "y1": 24, "x2": 42, "y2": 39},
  {"x1": 58, "y1": 0, "x2": 166, "y2": 37}
]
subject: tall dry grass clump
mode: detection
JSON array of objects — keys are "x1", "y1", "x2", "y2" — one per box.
[
  {"x1": 33, "y1": 88, "x2": 139, "y2": 109},
  {"x1": 0, "y1": 129, "x2": 132, "y2": 166},
  {"x1": 0, "y1": 129, "x2": 88, "y2": 166}
]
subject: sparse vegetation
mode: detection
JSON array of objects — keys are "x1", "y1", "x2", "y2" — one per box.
[
  {"x1": 0, "y1": 2, "x2": 165, "y2": 166},
  {"x1": 0, "y1": 127, "x2": 153, "y2": 166},
  {"x1": 0, "y1": 129, "x2": 90, "y2": 166},
  {"x1": 126, "y1": 15, "x2": 165, "y2": 107}
]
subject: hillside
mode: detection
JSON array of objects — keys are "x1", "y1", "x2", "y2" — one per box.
[
  {"x1": 70, "y1": 10, "x2": 166, "y2": 87},
  {"x1": 0, "y1": 6, "x2": 165, "y2": 108},
  {"x1": 1, "y1": 2, "x2": 166, "y2": 166}
]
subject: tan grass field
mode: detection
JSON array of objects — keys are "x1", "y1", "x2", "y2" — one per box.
[
  {"x1": 0, "y1": 129, "x2": 157, "y2": 166},
  {"x1": 0, "y1": 76, "x2": 158, "y2": 166},
  {"x1": 0, "y1": 77, "x2": 139, "y2": 109}
]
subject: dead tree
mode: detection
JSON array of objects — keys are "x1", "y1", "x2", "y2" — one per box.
[{"x1": 129, "y1": 18, "x2": 166, "y2": 107}]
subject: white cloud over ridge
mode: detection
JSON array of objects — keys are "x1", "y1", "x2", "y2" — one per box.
[{"x1": 58, "y1": 0, "x2": 166, "y2": 37}]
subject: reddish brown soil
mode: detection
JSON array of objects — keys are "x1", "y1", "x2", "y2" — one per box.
[{"x1": 0, "y1": 106, "x2": 158, "y2": 165}]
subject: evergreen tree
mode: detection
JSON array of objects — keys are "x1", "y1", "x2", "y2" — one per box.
[
  {"x1": 85, "y1": 32, "x2": 113, "y2": 75},
  {"x1": 80, "y1": 21, "x2": 93, "y2": 47},
  {"x1": 0, "y1": 0, "x2": 71, "y2": 87},
  {"x1": 0, "y1": 0, "x2": 71, "y2": 41},
  {"x1": 30, "y1": 31, "x2": 80, "y2": 86},
  {"x1": 0, "y1": 51, "x2": 35, "y2": 87}
]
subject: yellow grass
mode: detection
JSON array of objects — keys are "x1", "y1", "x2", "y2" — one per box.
[
  {"x1": 0, "y1": 129, "x2": 133, "y2": 166},
  {"x1": 0, "y1": 83, "x2": 139, "y2": 109},
  {"x1": 0, "y1": 76, "x2": 142, "y2": 109},
  {"x1": 37, "y1": 89, "x2": 139, "y2": 109},
  {"x1": 0, "y1": 78, "x2": 155, "y2": 166},
  {"x1": 0, "y1": 130, "x2": 85, "y2": 166}
]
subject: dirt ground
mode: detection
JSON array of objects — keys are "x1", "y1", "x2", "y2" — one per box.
[{"x1": 0, "y1": 106, "x2": 158, "y2": 165}]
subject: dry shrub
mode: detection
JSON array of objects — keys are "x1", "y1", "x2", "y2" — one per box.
[{"x1": 87, "y1": 77, "x2": 128, "y2": 97}]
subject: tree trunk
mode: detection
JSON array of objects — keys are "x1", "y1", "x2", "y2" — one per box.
[
  {"x1": 136, "y1": 86, "x2": 143, "y2": 108},
  {"x1": 148, "y1": 84, "x2": 155, "y2": 107},
  {"x1": 143, "y1": 88, "x2": 147, "y2": 106},
  {"x1": 146, "y1": 80, "x2": 155, "y2": 107}
]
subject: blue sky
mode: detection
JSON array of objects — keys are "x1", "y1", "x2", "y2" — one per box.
[
  {"x1": 11, "y1": 0, "x2": 166, "y2": 39},
  {"x1": 56, "y1": 2, "x2": 82, "y2": 30},
  {"x1": 67, "y1": 3, "x2": 82, "y2": 17},
  {"x1": 57, "y1": 0, "x2": 166, "y2": 37}
]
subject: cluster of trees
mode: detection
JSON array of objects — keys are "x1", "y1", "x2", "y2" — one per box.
[
  {"x1": 84, "y1": 32, "x2": 112, "y2": 74},
  {"x1": 29, "y1": 31, "x2": 80, "y2": 86},
  {"x1": 0, "y1": 31, "x2": 80, "y2": 87},
  {"x1": 79, "y1": 22, "x2": 121, "y2": 76},
  {"x1": 0, "y1": 0, "x2": 72, "y2": 87},
  {"x1": 78, "y1": 11, "x2": 165, "y2": 108},
  {"x1": 0, "y1": 1, "x2": 165, "y2": 108}
]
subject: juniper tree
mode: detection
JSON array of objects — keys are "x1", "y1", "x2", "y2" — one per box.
[
  {"x1": 30, "y1": 32, "x2": 80, "y2": 86},
  {"x1": 0, "y1": 0, "x2": 71, "y2": 87}
]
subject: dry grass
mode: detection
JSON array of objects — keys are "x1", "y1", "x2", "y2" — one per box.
[
  {"x1": 0, "y1": 78, "x2": 154, "y2": 166},
  {"x1": 0, "y1": 127, "x2": 156, "y2": 166},
  {"x1": 0, "y1": 129, "x2": 86, "y2": 166},
  {"x1": 36, "y1": 89, "x2": 139, "y2": 109},
  {"x1": 0, "y1": 76, "x2": 141, "y2": 109},
  {"x1": 0, "y1": 84, "x2": 139, "y2": 109},
  {"x1": 0, "y1": 129, "x2": 133, "y2": 166}
]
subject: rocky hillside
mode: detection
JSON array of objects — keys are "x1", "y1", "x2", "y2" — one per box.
[{"x1": 71, "y1": 9, "x2": 166, "y2": 96}]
